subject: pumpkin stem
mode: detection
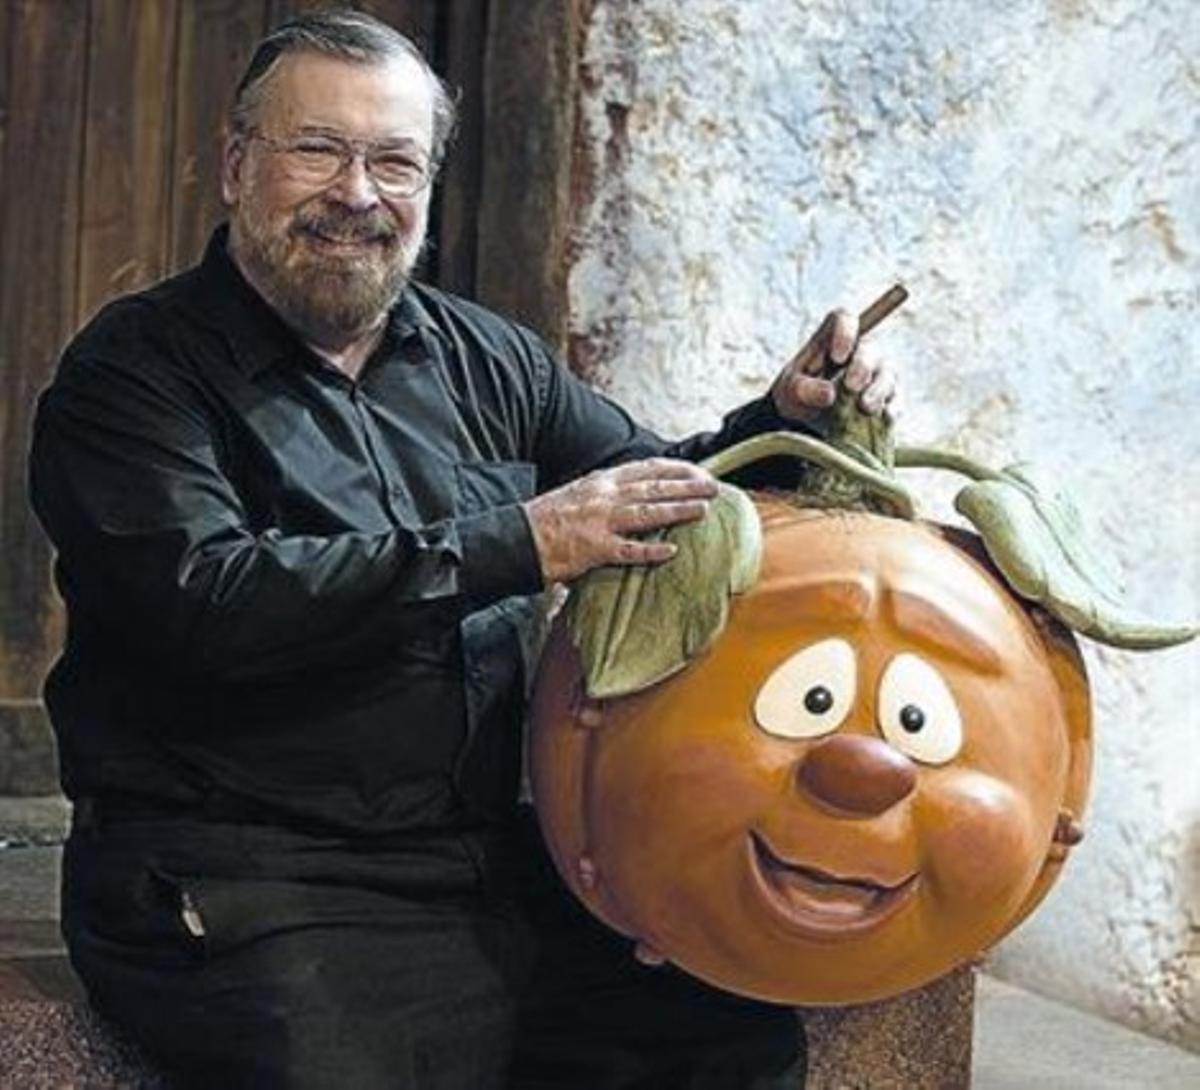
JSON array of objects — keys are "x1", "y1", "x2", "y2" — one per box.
[
  {"x1": 895, "y1": 446, "x2": 1007, "y2": 482},
  {"x1": 702, "y1": 357, "x2": 914, "y2": 516},
  {"x1": 700, "y1": 432, "x2": 916, "y2": 519},
  {"x1": 788, "y1": 353, "x2": 906, "y2": 513}
]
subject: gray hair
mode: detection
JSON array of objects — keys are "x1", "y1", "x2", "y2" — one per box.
[{"x1": 229, "y1": 8, "x2": 458, "y2": 170}]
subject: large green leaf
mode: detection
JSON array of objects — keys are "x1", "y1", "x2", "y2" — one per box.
[
  {"x1": 566, "y1": 483, "x2": 762, "y2": 699},
  {"x1": 955, "y1": 463, "x2": 1197, "y2": 649}
]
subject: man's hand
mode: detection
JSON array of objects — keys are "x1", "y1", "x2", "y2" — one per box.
[
  {"x1": 770, "y1": 308, "x2": 898, "y2": 427},
  {"x1": 523, "y1": 458, "x2": 718, "y2": 584}
]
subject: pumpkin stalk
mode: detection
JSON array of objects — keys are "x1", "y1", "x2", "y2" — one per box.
[
  {"x1": 895, "y1": 447, "x2": 1007, "y2": 482},
  {"x1": 706, "y1": 283, "x2": 914, "y2": 517},
  {"x1": 791, "y1": 363, "x2": 903, "y2": 515}
]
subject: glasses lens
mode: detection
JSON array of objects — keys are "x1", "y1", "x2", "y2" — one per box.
[
  {"x1": 367, "y1": 150, "x2": 429, "y2": 196},
  {"x1": 283, "y1": 138, "x2": 343, "y2": 184}
]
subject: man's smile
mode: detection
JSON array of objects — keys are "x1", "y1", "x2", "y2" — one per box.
[
  {"x1": 747, "y1": 831, "x2": 918, "y2": 940},
  {"x1": 300, "y1": 226, "x2": 389, "y2": 252}
]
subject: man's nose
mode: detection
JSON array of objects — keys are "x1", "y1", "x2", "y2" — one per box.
[
  {"x1": 796, "y1": 734, "x2": 917, "y2": 815},
  {"x1": 326, "y1": 154, "x2": 381, "y2": 211}
]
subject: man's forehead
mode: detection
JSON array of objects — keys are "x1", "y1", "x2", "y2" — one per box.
[{"x1": 259, "y1": 51, "x2": 435, "y2": 141}]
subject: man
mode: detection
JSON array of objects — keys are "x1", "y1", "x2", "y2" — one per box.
[{"x1": 29, "y1": 10, "x2": 896, "y2": 1089}]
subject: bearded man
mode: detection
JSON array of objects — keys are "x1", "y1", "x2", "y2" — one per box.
[{"x1": 30, "y1": 10, "x2": 896, "y2": 1089}]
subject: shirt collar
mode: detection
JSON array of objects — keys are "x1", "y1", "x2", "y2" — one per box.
[{"x1": 192, "y1": 224, "x2": 447, "y2": 378}]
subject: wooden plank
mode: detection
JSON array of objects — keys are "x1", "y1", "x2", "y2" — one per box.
[
  {"x1": 77, "y1": 0, "x2": 179, "y2": 323},
  {"x1": 0, "y1": 0, "x2": 89, "y2": 699},
  {"x1": 266, "y1": 0, "x2": 435, "y2": 44},
  {"x1": 433, "y1": 0, "x2": 487, "y2": 296},
  {"x1": 0, "y1": 0, "x2": 10, "y2": 209},
  {"x1": 169, "y1": 0, "x2": 267, "y2": 271},
  {"x1": 266, "y1": 0, "x2": 332, "y2": 27},
  {"x1": 476, "y1": 0, "x2": 580, "y2": 346}
]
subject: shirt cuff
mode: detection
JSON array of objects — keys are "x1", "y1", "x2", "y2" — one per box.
[
  {"x1": 457, "y1": 503, "x2": 544, "y2": 607},
  {"x1": 722, "y1": 393, "x2": 821, "y2": 442}
]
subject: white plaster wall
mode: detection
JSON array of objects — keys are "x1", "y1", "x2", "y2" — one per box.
[{"x1": 567, "y1": 0, "x2": 1200, "y2": 1049}]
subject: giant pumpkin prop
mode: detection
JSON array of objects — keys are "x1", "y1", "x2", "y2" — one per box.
[{"x1": 530, "y1": 287, "x2": 1195, "y2": 1006}]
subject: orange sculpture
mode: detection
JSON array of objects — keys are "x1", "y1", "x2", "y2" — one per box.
[
  {"x1": 530, "y1": 287, "x2": 1195, "y2": 1005},
  {"x1": 531, "y1": 503, "x2": 1089, "y2": 1004}
]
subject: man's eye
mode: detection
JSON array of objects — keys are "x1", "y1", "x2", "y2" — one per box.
[
  {"x1": 291, "y1": 140, "x2": 340, "y2": 160},
  {"x1": 371, "y1": 153, "x2": 424, "y2": 178}
]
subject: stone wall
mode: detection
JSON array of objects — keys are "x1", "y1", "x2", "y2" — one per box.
[{"x1": 567, "y1": 0, "x2": 1199, "y2": 1049}]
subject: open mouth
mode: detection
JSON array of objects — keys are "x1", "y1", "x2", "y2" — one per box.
[{"x1": 748, "y1": 831, "x2": 918, "y2": 940}]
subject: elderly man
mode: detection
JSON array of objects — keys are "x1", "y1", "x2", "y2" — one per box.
[{"x1": 30, "y1": 10, "x2": 895, "y2": 1089}]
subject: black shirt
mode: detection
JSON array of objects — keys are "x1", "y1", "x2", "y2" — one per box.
[{"x1": 30, "y1": 227, "x2": 795, "y2": 836}]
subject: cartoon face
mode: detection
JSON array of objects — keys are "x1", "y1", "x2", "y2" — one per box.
[{"x1": 530, "y1": 503, "x2": 1091, "y2": 1005}]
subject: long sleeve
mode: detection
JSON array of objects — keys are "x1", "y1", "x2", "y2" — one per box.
[
  {"x1": 30, "y1": 349, "x2": 541, "y2": 684},
  {"x1": 527, "y1": 334, "x2": 811, "y2": 488}
]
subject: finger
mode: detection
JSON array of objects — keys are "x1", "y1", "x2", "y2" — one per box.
[
  {"x1": 626, "y1": 477, "x2": 720, "y2": 503},
  {"x1": 843, "y1": 343, "x2": 878, "y2": 394},
  {"x1": 610, "y1": 537, "x2": 679, "y2": 566},
  {"x1": 859, "y1": 365, "x2": 896, "y2": 415},
  {"x1": 826, "y1": 308, "x2": 859, "y2": 366},
  {"x1": 780, "y1": 372, "x2": 836, "y2": 412},
  {"x1": 612, "y1": 458, "x2": 717, "y2": 487},
  {"x1": 610, "y1": 498, "x2": 710, "y2": 534},
  {"x1": 787, "y1": 311, "x2": 837, "y2": 375},
  {"x1": 882, "y1": 385, "x2": 903, "y2": 423}
]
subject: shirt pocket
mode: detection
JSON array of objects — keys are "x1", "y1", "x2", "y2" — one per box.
[{"x1": 452, "y1": 460, "x2": 537, "y2": 515}]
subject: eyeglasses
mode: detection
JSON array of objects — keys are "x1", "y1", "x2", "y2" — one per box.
[{"x1": 246, "y1": 130, "x2": 433, "y2": 198}]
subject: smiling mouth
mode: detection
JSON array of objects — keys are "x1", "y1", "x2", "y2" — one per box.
[
  {"x1": 748, "y1": 831, "x2": 918, "y2": 940},
  {"x1": 302, "y1": 228, "x2": 389, "y2": 251}
]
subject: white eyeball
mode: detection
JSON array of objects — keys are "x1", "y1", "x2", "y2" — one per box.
[
  {"x1": 877, "y1": 653, "x2": 963, "y2": 765},
  {"x1": 754, "y1": 639, "x2": 856, "y2": 740}
]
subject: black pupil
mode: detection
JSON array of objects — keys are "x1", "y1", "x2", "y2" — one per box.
[
  {"x1": 804, "y1": 686, "x2": 834, "y2": 715},
  {"x1": 900, "y1": 704, "x2": 926, "y2": 733}
]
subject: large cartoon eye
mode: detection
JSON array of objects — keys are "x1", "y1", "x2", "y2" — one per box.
[
  {"x1": 754, "y1": 639, "x2": 856, "y2": 739},
  {"x1": 877, "y1": 654, "x2": 963, "y2": 764}
]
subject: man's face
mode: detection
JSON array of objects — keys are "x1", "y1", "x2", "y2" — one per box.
[{"x1": 222, "y1": 51, "x2": 435, "y2": 344}]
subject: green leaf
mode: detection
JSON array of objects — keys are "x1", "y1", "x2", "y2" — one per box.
[
  {"x1": 954, "y1": 463, "x2": 1197, "y2": 650},
  {"x1": 566, "y1": 483, "x2": 763, "y2": 699}
]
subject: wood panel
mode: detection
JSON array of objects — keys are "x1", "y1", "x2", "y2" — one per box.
[
  {"x1": 435, "y1": 0, "x2": 488, "y2": 297},
  {"x1": 0, "y1": 0, "x2": 88, "y2": 699},
  {"x1": 476, "y1": 0, "x2": 580, "y2": 346},
  {"x1": 78, "y1": 0, "x2": 179, "y2": 323},
  {"x1": 0, "y1": 1, "x2": 9, "y2": 209},
  {"x1": 169, "y1": 0, "x2": 268, "y2": 270},
  {"x1": 266, "y1": 1, "x2": 437, "y2": 51}
]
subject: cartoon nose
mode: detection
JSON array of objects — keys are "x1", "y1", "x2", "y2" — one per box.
[{"x1": 797, "y1": 734, "x2": 917, "y2": 815}]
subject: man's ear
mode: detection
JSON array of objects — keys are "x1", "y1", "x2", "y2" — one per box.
[{"x1": 221, "y1": 130, "x2": 246, "y2": 207}]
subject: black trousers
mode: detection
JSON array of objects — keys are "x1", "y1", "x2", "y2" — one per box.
[{"x1": 62, "y1": 806, "x2": 805, "y2": 1089}]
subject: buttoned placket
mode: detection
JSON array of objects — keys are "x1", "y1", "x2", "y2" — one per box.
[{"x1": 345, "y1": 379, "x2": 414, "y2": 527}]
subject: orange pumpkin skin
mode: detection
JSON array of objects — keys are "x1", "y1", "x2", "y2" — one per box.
[{"x1": 530, "y1": 498, "x2": 1092, "y2": 1006}]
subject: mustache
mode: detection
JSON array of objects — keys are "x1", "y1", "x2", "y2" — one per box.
[{"x1": 294, "y1": 204, "x2": 399, "y2": 244}]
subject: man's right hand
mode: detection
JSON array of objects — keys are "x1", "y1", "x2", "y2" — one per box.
[{"x1": 522, "y1": 458, "x2": 718, "y2": 584}]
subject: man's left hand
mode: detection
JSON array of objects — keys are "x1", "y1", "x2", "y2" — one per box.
[{"x1": 770, "y1": 308, "x2": 898, "y2": 427}]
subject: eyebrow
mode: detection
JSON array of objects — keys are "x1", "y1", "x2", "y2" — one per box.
[
  {"x1": 884, "y1": 588, "x2": 1006, "y2": 673},
  {"x1": 748, "y1": 576, "x2": 875, "y2": 628}
]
